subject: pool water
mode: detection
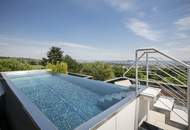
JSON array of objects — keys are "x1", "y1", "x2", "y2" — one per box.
[{"x1": 8, "y1": 72, "x2": 136, "y2": 130}]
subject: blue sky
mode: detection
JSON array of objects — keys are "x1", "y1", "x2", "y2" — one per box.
[{"x1": 0, "y1": 0, "x2": 190, "y2": 60}]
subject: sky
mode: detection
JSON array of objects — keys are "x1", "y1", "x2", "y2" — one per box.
[{"x1": 0, "y1": 0, "x2": 190, "y2": 61}]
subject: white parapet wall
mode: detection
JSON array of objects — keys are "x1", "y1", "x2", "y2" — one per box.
[
  {"x1": 95, "y1": 96, "x2": 148, "y2": 130},
  {"x1": 76, "y1": 88, "x2": 154, "y2": 130}
]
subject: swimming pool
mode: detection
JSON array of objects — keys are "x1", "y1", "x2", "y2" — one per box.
[{"x1": 3, "y1": 70, "x2": 136, "y2": 130}]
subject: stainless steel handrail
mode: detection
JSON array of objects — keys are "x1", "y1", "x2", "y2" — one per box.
[
  {"x1": 123, "y1": 52, "x2": 146, "y2": 77},
  {"x1": 149, "y1": 57, "x2": 187, "y2": 80},
  {"x1": 155, "y1": 84, "x2": 186, "y2": 106},
  {"x1": 139, "y1": 56, "x2": 187, "y2": 78},
  {"x1": 152, "y1": 66, "x2": 187, "y2": 95},
  {"x1": 124, "y1": 76, "x2": 187, "y2": 88},
  {"x1": 123, "y1": 48, "x2": 190, "y2": 129},
  {"x1": 149, "y1": 73, "x2": 186, "y2": 100},
  {"x1": 156, "y1": 57, "x2": 187, "y2": 76},
  {"x1": 137, "y1": 48, "x2": 190, "y2": 69}
]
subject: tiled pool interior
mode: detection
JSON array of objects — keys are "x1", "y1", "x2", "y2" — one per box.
[{"x1": 7, "y1": 72, "x2": 136, "y2": 130}]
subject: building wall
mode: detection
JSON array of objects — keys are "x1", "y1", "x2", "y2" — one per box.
[
  {"x1": 95, "y1": 96, "x2": 148, "y2": 130},
  {"x1": 4, "y1": 83, "x2": 41, "y2": 130},
  {"x1": 1, "y1": 73, "x2": 58, "y2": 130},
  {"x1": 138, "y1": 96, "x2": 148, "y2": 124}
]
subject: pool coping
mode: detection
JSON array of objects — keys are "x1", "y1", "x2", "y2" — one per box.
[
  {"x1": 1, "y1": 70, "x2": 139, "y2": 130},
  {"x1": 2, "y1": 69, "x2": 93, "y2": 79},
  {"x1": 75, "y1": 90, "x2": 137, "y2": 130},
  {"x1": 68, "y1": 72, "x2": 93, "y2": 79}
]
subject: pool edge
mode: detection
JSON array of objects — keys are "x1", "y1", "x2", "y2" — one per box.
[
  {"x1": 1, "y1": 71, "x2": 59, "y2": 130},
  {"x1": 1, "y1": 70, "x2": 139, "y2": 130}
]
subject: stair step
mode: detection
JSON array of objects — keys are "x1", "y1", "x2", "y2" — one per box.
[
  {"x1": 170, "y1": 106, "x2": 188, "y2": 126},
  {"x1": 154, "y1": 96, "x2": 174, "y2": 111},
  {"x1": 97, "y1": 92, "x2": 127, "y2": 110},
  {"x1": 140, "y1": 87, "x2": 161, "y2": 98},
  {"x1": 114, "y1": 80, "x2": 132, "y2": 87},
  {"x1": 147, "y1": 111, "x2": 182, "y2": 130},
  {"x1": 112, "y1": 92, "x2": 127, "y2": 100}
]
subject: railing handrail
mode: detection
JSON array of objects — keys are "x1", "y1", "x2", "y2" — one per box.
[
  {"x1": 123, "y1": 52, "x2": 146, "y2": 77},
  {"x1": 136, "y1": 48, "x2": 190, "y2": 69},
  {"x1": 149, "y1": 57, "x2": 187, "y2": 79},
  {"x1": 124, "y1": 76, "x2": 187, "y2": 88},
  {"x1": 124, "y1": 48, "x2": 190, "y2": 129},
  {"x1": 150, "y1": 57, "x2": 187, "y2": 78}
]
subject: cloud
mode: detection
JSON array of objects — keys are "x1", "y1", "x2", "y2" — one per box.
[
  {"x1": 0, "y1": 42, "x2": 9, "y2": 46},
  {"x1": 55, "y1": 42, "x2": 126, "y2": 60},
  {"x1": 126, "y1": 18, "x2": 160, "y2": 41},
  {"x1": 167, "y1": 46, "x2": 190, "y2": 61},
  {"x1": 60, "y1": 42, "x2": 97, "y2": 50},
  {"x1": 152, "y1": 7, "x2": 158, "y2": 12},
  {"x1": 175, "y1": 16, "x2": 190, "y2": 30},
  {"x1": 0, "y1": 37, "x2": 126, "y2": 61},
  {"x1": 151, "y1": 38, "x2": 190, "y2": 61},
  {"x1": 174, "y1": 33, "x2": 189, "y2": 39},
  {"x1": 137, "y1": 11, "x2": 145, "y2": 17},
  {"x1": 105, "y1": 0, "x2": 134, "y2": 11}
]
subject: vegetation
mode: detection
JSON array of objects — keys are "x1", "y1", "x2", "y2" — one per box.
[
  {"x1": 112, "y1": 65, "x2": 126, "y2": 77},
  {"x1": 63, "y1": 55, "x2": 82, "y2": 73},
  {"x1": 0, "y1": 59, "x2": 32, "y2": 72},
  {"x1": 0, "y1": 56, "x2": 41, "y2": 65},
  {"x1": 41, "y1": 58, "x2": 49, "y2": 66},
  {"x1": 80, "y1": 62, "x2": 114, "y2": 80},
  {"x1": 42, "y1": 47, "x2": 82, "y2": 73},
  {"x1": 47, "y1": 47, "x2": 63, "y2": 64},
  {"x1": 47, "y1": 62, "x2": 68, "y2": 74},
  {"x1": 0, "y1": 46, "x2": 187, "y2": 83}
]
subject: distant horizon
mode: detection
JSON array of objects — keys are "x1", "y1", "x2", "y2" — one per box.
[
  {"x1": 0, "y1": 0, "x2": 190, "y2": 60},
  {"x1": 1, "y1": 56, "x2": 190, "y2": 64}
]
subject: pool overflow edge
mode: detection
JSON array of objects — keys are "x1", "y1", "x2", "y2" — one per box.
[{"x1": 1, "y1": 70, "x2": 140, "y2": 130}]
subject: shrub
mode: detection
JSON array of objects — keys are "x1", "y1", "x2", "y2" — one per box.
[
  {"x1": 63, "y1": 55, "x2": 82, "y2": 73},
  {"x1": 112, "y1": 65, "x2": 126, "y2": 77},
  {"x1": 80, "y1": 62, "x2": 114, "y2": 81},
  {"x1": 47, "y1": 62, "x2": 68, "y2": 74},
  {"x1": 0, "y1": 59, "x2": 32, "y2": 72}
]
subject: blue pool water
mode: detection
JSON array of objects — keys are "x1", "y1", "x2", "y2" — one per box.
[{"x1": 8, "y1": 72, "x2": 136, "y2": 130}]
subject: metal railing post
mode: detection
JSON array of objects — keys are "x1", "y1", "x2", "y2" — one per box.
[
  {"x1": 188, "y1": 69, "x2": 190, "y2": 129},
  {"x1": 123, "y1": 48, "x2": 190, "y2": 129},
  {"x1": 135, "y1": 50, "x2": 139, "y2": 94},
  {"x1": 134, "y1": 50, "x2": 139, "y2": 130},
  {"x1": 146, "y1": 53, "x2": 149, "y2": 87}
]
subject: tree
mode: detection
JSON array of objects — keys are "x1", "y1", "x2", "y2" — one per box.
[
  {"x1": 47, "y1": 47, "x2": 63, "y2": 64},
  {"x1": 80, "y1": 62, "x2": 115, "y2": 81},
  {"x1": 112, "y1": 65, "x2": 126, "y2": 77},
  {"x1": 0, "y1": 59, "x2": 32, "y2": 72},
  {"x1": 41, "y1": 58, "x2": 48, "y2": 66},
  {"x1": 63, "y1": 55, "x2": 82, "y2": 72}
]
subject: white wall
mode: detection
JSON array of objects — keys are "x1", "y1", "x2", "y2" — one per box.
[{"x1": 95, "y1": 96, "x2": 148, "y2": 130}]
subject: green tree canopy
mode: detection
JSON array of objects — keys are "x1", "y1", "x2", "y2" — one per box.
[
  {"x1": 40, "y1": 58, "x2": 48, "y2": 66},
  {"x1": 80, "y1": 62, "x2": 114, "y2": 81},
  {"x1": 47, "y1": 47, "x2": 63, "y2": 64},
  {"x1": 112, "y1": 65, "x2": 126, "y2": 77},
  {"x1": 0, "y1": 59, "x2": 32, "y2": 72},
  {"x1": 63, "y1": 55, "x2": 82, "y2": 72}
]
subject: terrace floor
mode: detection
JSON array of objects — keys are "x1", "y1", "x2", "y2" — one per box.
[{"x1": 147, "y1": 110, "x2": 180, "y2": 130}]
